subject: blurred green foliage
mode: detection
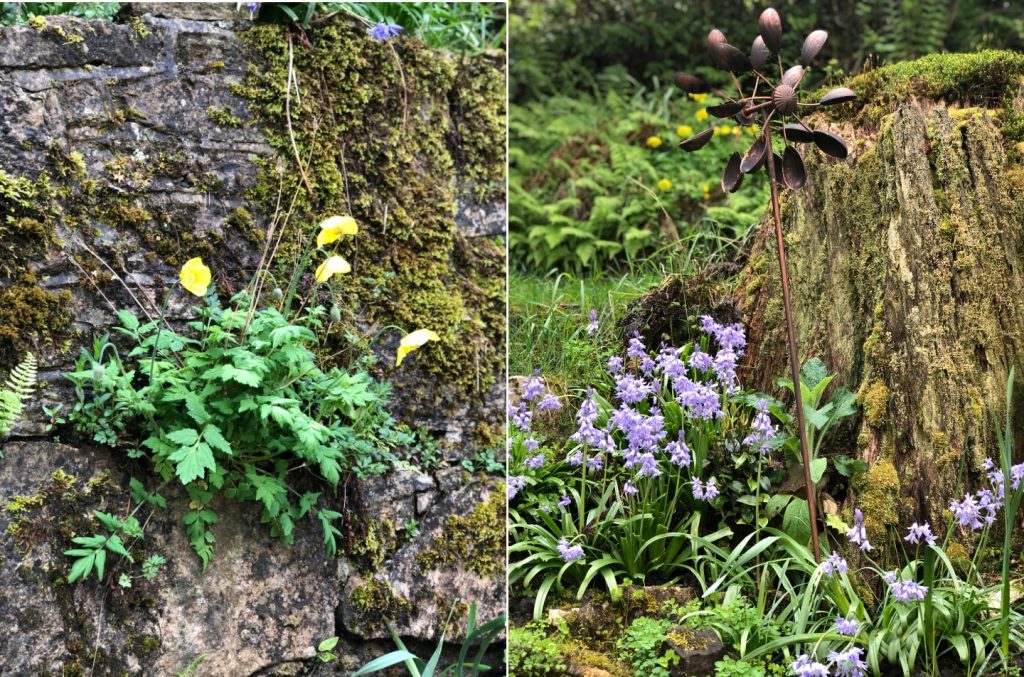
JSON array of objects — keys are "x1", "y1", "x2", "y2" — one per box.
[{"x1": 0, "y1": 2, "x2": 120, "y2": 24}]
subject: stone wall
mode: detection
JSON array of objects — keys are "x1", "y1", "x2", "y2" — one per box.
[{"x1": 0, "y1": 3, "x2": 506, "y2": 675}]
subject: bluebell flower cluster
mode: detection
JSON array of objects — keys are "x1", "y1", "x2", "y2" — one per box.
[
  {"x1": 791, "y1": 647, "x2": 866, "y2": 677},
  {"x1": 845, "y1": 508, "x2": 873, "y2": 552},
  {"x1": 904, "y1": 521, "x2": 936, "y2": 546},
  {"x1": 556, "y1": 537, "x2": 585, "y2": 562},
  {"x1": 821, "y1": 551, "x2": 848, "y2": 577},
  {"x1": 832, "y1": 616, "x2": 860, "y2": 636},
  {"x1": 949, "y1": 455, "x2": 1022, "y2": 531},
  {"x1": 587, "y1": 309, "x2": 599, "y2": 336},
  {"x1": 367, "y1": 22, "x2": 404, "y2": 41},
  {"x1": 883, "y1": 570, "x2": 928, "y2": 603}
]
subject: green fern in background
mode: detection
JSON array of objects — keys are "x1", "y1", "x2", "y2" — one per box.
[{"x1": 0, "y1": 352, "x2": 37, "y2": 441}]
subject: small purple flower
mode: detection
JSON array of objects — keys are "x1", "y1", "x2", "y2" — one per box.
[
  {"x1": 566, "y1": 450, "x2": 583, "y2": 466},
  {"x1": 587, "y1": 454, "x2": 604, "y2": 471},
  {"x1": 639, "y1": 355, "x2": 657, "y2": 376},
  {"x1": 703, "y1": 477, "x2": 719, "y2": 499},
  {"x1": 522, "y1": 370, "x2": 546, "y2": 401},
  {"x1": 623, "y1": 480, "x2": 639, "y2": 497},
  {"x1": 688, "y1": 349, "x2": 713, "y2": 372},
  {"x1": 743, "y1": 399, "x2": 777, "y2": 453},
  {"x1": 790, "y1": 654, "x2": 829, "y2": 677},
  {"x1": 558, "y1": 495, "x2": 572, "y2": 508},
  {"x1": 637, "y1": 452, "x2": 662, "y2": 478},
  {"x1": 1012, "y1": 462, "x2": 1024, "y2": 491},
  {"x1": 615, "y1": 373, "x2": 654, "y2": 405},
  {"x1": 828, "y1": 646, "x2": 867, "y2": 677},
  {"x1": 950, "y1": 493, "x2": 984, "y2": 531},
  {"x1": 607, "y1": 355, "x2": 624, "y2": 375},
  {"x1": 715, "y1": 323, "x2": 747, "y2": 354},
  {"x1": 888, "y1": 576, "x2": 928, "y2": 604},
  {"x1": 821, "y1": 551, "x2": 848, "y2": 577},
  {"x1": 537, "y1": 393, "x2": 563, "y2": 411},
  {"x1": 833, "y1": 616, "x2": 860, "y2": 636},
  {"x1": 524, "y1": 453, "x2": 545, "y2": 469},
  {"x1": 508, "y1": 476, "x2": 526, "y2": 500},
  {"x1": 666, "y1": 437, "x2": 691, "y2": 467},
  {"x1": 368, "y1": 21, "x2": 404, "y2": 41},
  {"x1": 627, "y1": 332, "x2": 647, "y2": 359},
  {"x1": 246, "y1": 2, "x2": 259, "y2": 17},
  {"x1": 523, "y1": 436, "x2": 540, "y2": 452},
  {"x1": 571, "y1": 388, "x2": 606, "y2": 447},
  {"x1": 587, "y1": 309, "x2": 599, "y2": 336},
  {"x1": 691, "y1": 479, "x2": 704, "y2": 499},
  {"x1": 846, "y1": 508, "x2": 873, "y2": 552},
  {"x1": 658, "y1": 347, "x2": 687, "y2": 380},
  {"x1": 509, "y1": 402, "x2": 532, "y2": 433},
  {"x1": 556, "y1": 537, "x2": 585, "y2": 562},
  {"x1": 699, "y1": 315, "x2": 720, "y2": 335},
  {"x1": 625, "y1": 413, "x2": 666, "y2": 453},
  {"x1": 676, "y1": 381, "x2": 722, "y2": 420},
  {"x1": 904, "y1": 521, "x2": 937, "y2": 546}
]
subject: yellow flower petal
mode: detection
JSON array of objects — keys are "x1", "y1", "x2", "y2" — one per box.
[
  {"x1": 657, "y1": 179, "x2": 672, "y2": 191},
  {"x1": 179, "y1": 257, "x2": 211, "y2": 297},
  {"x1": 646, "y1": 135, "x2": 663, "y2": 149},
  {"x1": 395, "y1": 328, "x2": 440, "y2": 367},
  {"x1": 314, "y1": 255, "x2": 352, "y2": 283},
  {"x1": 688, "y1": 92, "x2": 708, "y2": 103},
  {"x1": 676, "y1": 125, "x2": 693, "y2": 137},
  {"x1": 316, "y1": 215, "x2": 358, "y2": 247},
  {"x1": 695, "y1": 108, "x2": 709, "y2": 122}
]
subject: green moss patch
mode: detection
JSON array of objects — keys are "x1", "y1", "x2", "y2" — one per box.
[{"x1": 416, "y1": 485, "x2": 505, "y2": 576}]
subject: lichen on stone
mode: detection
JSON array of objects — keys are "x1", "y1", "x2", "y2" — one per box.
[{"x1": 415, "y1": 485, "x2": 504, "y2": 576}]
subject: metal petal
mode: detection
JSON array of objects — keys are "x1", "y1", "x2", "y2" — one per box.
[
  {"x1": 772, "y1": 153, "x2": 785, "y2": 186},
  {"x1": 772, "y1": 84, "x2": 797, "y2": 115},
  {"x1": 707, "y1": 101, "x2": 745, "y2": 118},
  {"x1": 675, "y1": 72, "x2": 711, "y2": 94},
  {"x1": 801, "y1": 30, "x2": 828, "y2": 65},
  {"x1": 680, "y1": 127, "x2": 715, "y2": 152},
  {"x1": 812, "y1": 130, "x2": 848, "y2": 158},
  {"x1": 781, "y1": 65, "x2": 804, "y2": 89},
  {"x1": 782, "y1": 146, "x2": 806, "y2": 189},
  {"x1": 707, "y1": 28, "x2": 726, "y2": 60},
  {"x1": 758, "y1": 7, "x2": 782, "y2": 53},
  {"x1": 818, "y1": 87, "x2": 856, "y2": 106},
  {"x1": 740, "y1": 136, "x2": 768, "y2": 173},
  {"x1": 722, "y1": 152, "x2": 743, "y2": 193},
  {"x1": 751, "y1": 36, "x2": 770, "y2": 71},
  {"x1": 783, "y1": 123, "x2": 814, "y2": 143},
  {"x1": 711, "y1": 42, "x2": 751, "y2": 72}
]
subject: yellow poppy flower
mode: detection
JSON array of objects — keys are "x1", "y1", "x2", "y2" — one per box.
[
  {"x1": 657, "y1": 178, "x2": 672, "y2": 191},
  {"x1": 179, "y1": 257, "x2": 211, "y2": 297},
  {"x1": 688, "y1": 92, "x2": 708, "y2": 103},
  {"x1": 646, "y1": 136, "x2": 663, "y2": 149},
  {"x1": 677, "y1": 124, "x2": 693, "y2": 137},
  {"x1": 695, "y1": 108, "x2": 709, "y2": 122},
  {"x1": 315, "y1": 255, "x2": 352, "y2": 283},
  {"x1": 396, "y1": 329, "x2": 440, "y2": 367},
  {"x1": 702, "y1": 182, "x2": 712, "y2": 201},
  {"x1": 316, "y1": 215, "x2": 358, "y2": 248}
]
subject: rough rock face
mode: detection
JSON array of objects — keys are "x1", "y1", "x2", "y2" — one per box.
[
  {"x1": 0, "y1": 4, "x2": 505, "y2": 675},
  {"x1": 736, "y1": 53, "x2": 1024, "y2": 537}
]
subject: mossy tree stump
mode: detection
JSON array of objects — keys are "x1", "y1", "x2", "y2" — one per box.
[{"x1": 736, "y1": 51, "x2": 1024, "y2": 536}]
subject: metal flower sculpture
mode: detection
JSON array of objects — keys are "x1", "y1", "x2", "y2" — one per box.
[{"x1": 676, "y1": 7, "x2": 855, "y2": 563}]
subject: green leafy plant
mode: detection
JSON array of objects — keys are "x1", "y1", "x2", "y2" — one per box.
[
  {"x1": 0, "y1": 351, "x2": 37, "y2": 444},
  {"x1": 352, "y1": 602, "x2": 505, "y2": 677},
  {"x1": 67, "y1": 295, "x2": 410, "y2": 568},
  {"x1": 508, "y1": 622, "x2": 566, "y2": 676},
  {"x1": 317, "y1": 636, "x2": 340, "y2": 663},
  {"x1": 616, "y1": 616, "x2": 676, "y2": 677}
]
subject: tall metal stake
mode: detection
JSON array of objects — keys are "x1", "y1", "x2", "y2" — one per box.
[{"x1": 764, "y1": 126, "x2": 820, "y2": 563}]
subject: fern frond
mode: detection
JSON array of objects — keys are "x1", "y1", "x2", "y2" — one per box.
[{"x1": 0, "y1": 352, "x2": 37, "y2": 437}]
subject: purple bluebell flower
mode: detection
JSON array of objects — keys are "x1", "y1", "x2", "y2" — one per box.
[
  {"x1": 688, "y1": 348, "x2": 713, "y2": 372},
  {"x1": 524, "y1": 436, "x2": 540, "y2": 452},
  {"x1": 676, "y1": 382, "x2": 722, "y2": 420},
  {"x1": 658, "y1": 347, "x2": 687, "y2": 380},
  {"x1": 507, "y1": 476, "x2": 526, "y2": 500},
  {"x1": 623, "y1": 480, "x2": 639, "y2": 497},
  {"x1": 610, "y1": 404, "x2": 642, "y2": 435},
  {"x1": 625, "y1": 413, "x2": 666, "y2": 453},
  {"x1": 950, "y1": 493, "x2": 984, "y2": 531},
  {"x1": 522, "y1": 369, "x2": 546, "y2": 401},
  {"x1": 833, "y1": 616, "x2": 860, "y2": 636},
  {"x1": 559, "y1": 495, "x2": 572, "y2": 508},
  {"x1": 715, "y1": 323, "x2": 747, "y2": 354},
  {"x1": 699, "y1": 315, "x2": 720, "y2": 335},
  {"x1": 1012, "y1": 462, "x2": 1024, "y2": 491},
  {"x1": 607, "y1": 355, "x2": 624, "y2": 375},
  {"x1": 978, "y1": 488, "x2": 1001, "y2": 525},
  {"x1": 566, "y1": 450, "x2": 583, "y2": 466},
  {"x1": 246, "y1": 2, "x2": 259, "y2": 16},
  {"x1": 368, "y1": 21, "x2": 404, "y2": 41},
  {"x1": 743, "y1": 399, "x2": 777, "y2": 453},
  {"x1": 509, "y1": 402, "x2": 532, "y2": 433},
  {"x1": 556, "y1": 537, "x2": 585, "y2": 562},
  {"x1": 666, "y1": 436, "x2": 691, "y2": 467},
  {"x1": 540, "y1": 505, "x2": 551, "y2": 513},
  {"x1": 587, "y1": 454, "x2": 604, "y2": 471},
  {"x1": 639, "y1": 355, "x2": 657, "y2": 376},
  {"x1": 846, "y1": 508, "x2": 873, "y2": 552},
  {"x1": 637, "y1": 452, "x2": 662, "y2": 478},
  {"x1": 615, "y1": 373, "x2": 654, "y2": 405},
  {"x1": 890, "y1": 578, "x2": 928, "y2": 603},
  {"x1": 828, "y1": 646, "x2": 867, "y2": 677},
  {"x1": 537, "y1": 393, "x2": 562, "y2": 411},
  {"x1": 691, "y1": 479, "x2": 704, "y2": 499},
  {"x1": 703, "y1": 477, "x2": 719, "y2": 500},
  {"x1": 571, "y1": 388, "x2": 606, "y2": 447},
  {"x1": 587, "y1": 309, "x2": 599, "y2": 336},
  {"x1": 789, "y1": 654, "x2": 829, "y2": 677},
  {"x1": 904, "y1": 521, "x2": 936, "y2": 546},
  {"x1": 627, "y1": 332, "x2": 646, "y2": 359},
  {"x1": 821, "y1": 551, "x2": 848, "y2": 577},
  {"x1": 712, "y1": 349, "x2": 739, "y2": 392},
  {"x1": 524, "y1": 453, "x2": 545, "y2": 469}
]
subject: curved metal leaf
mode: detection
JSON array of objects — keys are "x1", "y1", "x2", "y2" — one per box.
[
  {"x1": 722, "y1": 152, "x2": 743, "y2": 193},
  {"x1": 781, "y1": 65, "x2": 804, "y2": 89},
  {"x1": 812, "y1": 130, "x2": 848, "y2": 159},
  {"x1": 818, "y1": 87, "x2": 856, "y2": 106},
  {"x1": 758, "y1": 7, "x2": 782, "y2": 53},
  {"x1": 801, "y1": 30, "x2": 828, "y2": 65},
  {"x1": 782, "y1": 146, "x2": 806, "y2": 189},
  {"x1": 772, "y1": 153, "x2": 785, "y2": 185},
  {"x1": 707, "y1": 28, "x2": 726, "y2": 59},
  {"x1": 783, "y1": 123, "x2": 814, "y2": 143},
  {"x1": 751, "y1": 36, "x2": 770, "y2": 71},
  {"x1": 675, "y1": 72, "x2": 711, "y2": 94},
  {"x1": 707, "y1": 101, "x2": 745, "y2": 118},
  {"x1": 740, "y1": 136, "x2": 768, "y2": 173},
  {"x1": 680, "y1": 127, "x2": 715, "y2": 152},
  {"x1": 711, "y1": 42, "x2": 751, "y2": 72}
]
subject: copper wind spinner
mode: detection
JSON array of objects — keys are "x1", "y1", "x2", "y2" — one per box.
[{"x1": 676, "y1": 8, "x2": 856, "y2": 563}]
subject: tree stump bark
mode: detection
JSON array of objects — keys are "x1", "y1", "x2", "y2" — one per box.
[{"x1": 738, "y1": 68, "x2": 1024, "y2": 539}]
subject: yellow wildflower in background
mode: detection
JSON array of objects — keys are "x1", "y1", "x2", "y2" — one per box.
[
  {"x1": 179, "y1": 257, "x2": 211, "y2": 297},
  {"x1": 646, "y1": 135, "x2": 663, "y2": 149},
  {"x1": 657, "y1": 178, "x2": 673, "y2": 191},
  {"x1": 688, "y1": 92, "x2": 708, "y2": 103},
  {"x1": 396, "y1": 329, "x2": 440, "y2": 366},
  {"x1": 732, "y1": 126, "x2": 742, "y2": 136},
  {"x1": 315, "y1": 255, "x2": 351, "y2": 283},
  {"x1": 747, "y1": 125, "x2": 759, "y2": 135},
  {"x1": 702, "y1": 182, "x2": 711, "y2": 201},
  {"x1": 677, "y1": 124, "x2": 693, "y2": 137},
  {"x1": 715, "y1": 124, "x2": 733, "y2": 136},
  {"x1": 316, "y1": 215, "x2": 358, "y2": 247},
  {"x1": 695, "y1": 108, "x2": 709, "y2": 122}
]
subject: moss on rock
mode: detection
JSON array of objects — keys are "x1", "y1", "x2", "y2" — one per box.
[{"x1": 415, "y1": 485, "x2": 504, "y2": 577}]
